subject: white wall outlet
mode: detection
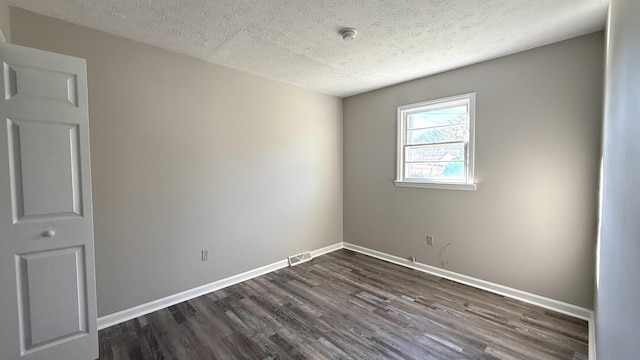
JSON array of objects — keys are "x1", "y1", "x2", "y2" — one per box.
[
  {"x1": 408, "y1": 256, "x2": 416, "y2": 262},
  {"x1": 426, "y1": 235, "x2": 435, "y2": 246},
  {"x1": 201, "y1": 249, "x2": 209, "y2": 261}
]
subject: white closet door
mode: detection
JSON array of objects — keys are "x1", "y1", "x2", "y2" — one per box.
[{"x1": 0, "y1": 42, "x2": 98, "y2": 360}]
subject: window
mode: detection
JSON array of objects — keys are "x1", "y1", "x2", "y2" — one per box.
[{"x1": 395, "y1": 93, "x2": 476, "y2": 190}]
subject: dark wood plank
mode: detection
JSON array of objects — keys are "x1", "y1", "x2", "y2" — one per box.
[{"x1": 98, "y1": 249, "x2": 589, "y2": 360}]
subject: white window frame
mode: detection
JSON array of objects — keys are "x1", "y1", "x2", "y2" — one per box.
[{"x1": 395, "y1": 92, "x2": 477, "y2": 191}]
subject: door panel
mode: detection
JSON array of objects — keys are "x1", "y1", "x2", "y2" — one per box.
[
  {"x1": 16, "y1": 246, "x2": 88, "y2": 353},
  {"x1": 7, "y1": 118, "x2": 82, "y2": 221},
  {"x1": 4, "y1": 62, "x2": 79, "y2": 106},
  {"x1": 0, "y1": 43, "x2": 98, "y2": 360}
]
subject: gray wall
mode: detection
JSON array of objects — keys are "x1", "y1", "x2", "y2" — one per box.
[
  {"x1": 0, "y1": 0, "x2": 9, "y2": 41},
  {"x1": 10, "y1": 8, "x2": 343, "y2": 316},
  {"x1": 344, "y1": 33, "x2": 603, "y2": 308},
  {"x1": 596, "y1": 0, "x2": 640, "y2": 357}
]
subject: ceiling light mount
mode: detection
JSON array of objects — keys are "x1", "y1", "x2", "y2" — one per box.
[{"x1": 339, "y1": 27, "x2": 358, "y2": 41}]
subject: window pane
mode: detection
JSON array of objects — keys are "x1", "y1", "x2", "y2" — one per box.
[
  {"x1": 405, "y1": 143, "x2": 464, "y2": 162},
  {"x1": 406, "y1": 125, "x2": 466, "y2": 145},
  {"x1": 405, "y1": 162, "x2": 465, "y2": 180},
  {"x1": 407, "y1": 105, "x2": 467, "y2": 129}
]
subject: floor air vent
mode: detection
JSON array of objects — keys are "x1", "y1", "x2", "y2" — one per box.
[{"x1": 288, "y1": 251, "x2": 312, "y2": 266}]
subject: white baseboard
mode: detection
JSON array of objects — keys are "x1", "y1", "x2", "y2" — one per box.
[
  {"x1": 311, "y1": 242, "x2": 343, "y2": 257},
  {"x1": 98, "y1": 240, "x2": 596, "y2": 358},
  {"x1": 589, "y1": 312, "x2": 596, "y2": 360},
  {"x1": 343, "y1": 243, "x2": 595, "y2": 358},
  {"x1": 343, "y1": 242, "x2": 593, "y2": 321},
  {"x1": 97, "y1": 242, "x2": 343, "y2": 330}
]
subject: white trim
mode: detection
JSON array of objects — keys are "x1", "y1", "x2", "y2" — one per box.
[
  {"x1": 310, "y1": 242, "x2": 344, "y2": 257},
  {"x1": 97, "y1": 242, "x2": 344, "y2": 330},
  {"x1": 98, "y1": 240, "x2": 595, "y2": 359},
  {"x1": 97, "y1": 260, "x2": 287, "y2": 330},
  {"x1": 394, "y1": 181, "x2": 477, "y2": 191},
  {"x1": 342, "y1": 242, "x2": 593, "y2": 321},
  {"x1": 589, "y1": 312, "x2": 597, "y2": 360},
  {"x1": 396, "y1": 92, "x2": 476, "y2": 189}
]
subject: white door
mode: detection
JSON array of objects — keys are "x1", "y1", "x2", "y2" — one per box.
[{"x1": 0, "y1": 43, "x2": 98, "y2": 360}]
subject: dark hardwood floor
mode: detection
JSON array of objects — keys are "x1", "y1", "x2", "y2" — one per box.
[{"x1": 98, "y1": 250, "x2": 589, "y2": 360}]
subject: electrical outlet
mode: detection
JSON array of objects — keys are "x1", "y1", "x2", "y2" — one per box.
[
  {"x1": 201, "y1": 249, "x2": 209, "y2": 261},
  {"x1": 426, "y1": 235, "x2": 434, "y2": 246},
  {"x1": 408, "y1": 256, "x2": 416, "y2": 262}
]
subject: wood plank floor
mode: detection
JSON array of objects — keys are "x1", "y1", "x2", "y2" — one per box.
[{"x1": 98, "y1": 250, "x2": 589, "y2": 360}]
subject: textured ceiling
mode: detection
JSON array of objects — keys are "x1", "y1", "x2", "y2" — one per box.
[{"x1": 10, "y1": 0, "x2": 609, "y2": 97}]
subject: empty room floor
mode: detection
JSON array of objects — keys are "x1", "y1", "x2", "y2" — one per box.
[{"x1": 98, "y1": 250, "x2": 588, "y2": 359}]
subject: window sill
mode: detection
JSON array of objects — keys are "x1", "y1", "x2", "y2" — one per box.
[{"x1": 394, "y1": 181, "x2": 477, "y2": 191}]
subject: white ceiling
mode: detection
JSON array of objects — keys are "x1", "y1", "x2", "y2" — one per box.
[{"x1": 11, "y1": 0, "x2": 609, "y2": 97}]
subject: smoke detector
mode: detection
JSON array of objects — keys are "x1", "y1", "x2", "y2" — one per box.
[{"x1": 339, "y1": 27, "x2": 358, "y2": 41}]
